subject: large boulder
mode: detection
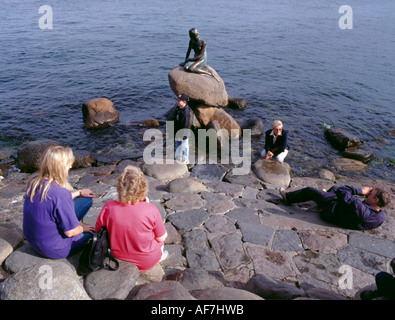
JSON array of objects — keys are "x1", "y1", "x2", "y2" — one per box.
[
  {"x1": 324, "y1": 127, "x2": 361, "y2": 151},
  {"x1": 342, "y1": 145, "x2": 374, "y2": 163},
  {"x1": 168, "y1": 65, "x2": 228, "y2": 107},
  {"x1": 194, "y1": 105, "x2": 241, "y2": 138},
  {"x1": 82, "y1": 97, "x2": 120, "y2": 129},
  {"x1": 252, "y1": 159, "x2": 291, "y2": 188},
  {"x1": 17, "y1": 139, "x2": 63, "y2": 173},
  {"x1": 0, "y1": 260, "x2": 90, "y2": 300}
]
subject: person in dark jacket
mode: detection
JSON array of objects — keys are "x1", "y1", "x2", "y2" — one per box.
[
  {"x1": 173, "y1": 93, "x2": 192, "y2": 164},
  {"x1": 279, "y1": 185, "x2": 389, "y2": 230},
  {"x1": 261, "y1": 120, "x2": 289, "y2": 163}
]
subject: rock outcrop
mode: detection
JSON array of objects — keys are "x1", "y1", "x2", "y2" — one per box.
[{"x1": 82, "y1": 97, "x2": 120, "y2": 129}]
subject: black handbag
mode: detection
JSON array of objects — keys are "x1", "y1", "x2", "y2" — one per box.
[{"x1": 77, "y1": 227, "x2": 119, "y2": 276}]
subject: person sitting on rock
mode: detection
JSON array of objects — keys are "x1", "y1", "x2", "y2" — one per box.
[
  {"x1": 261, "y1": 120, "x2": 289, "y2": 163},
  {"x1": 23, "y1": 146, "x2": 96, "y2": 259},
  {"x1": 279, "y1": 185, "x2": 389, "y2": 230},
  {"x1": 180, "y1": 28, "x2": 219, "y2": 82},
  {"x1": 95, "y1": 165, "x2": 168, "y2": 272},
  {"x1": 361, "y1": 257, "x2": 395, "y2": 300}
]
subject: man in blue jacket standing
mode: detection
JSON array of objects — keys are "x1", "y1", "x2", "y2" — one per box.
[{"x1": 279, "y1": 185, "x2": 390, "y2": 230}]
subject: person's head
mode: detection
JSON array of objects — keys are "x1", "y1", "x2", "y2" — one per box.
[
  {"x1": 27, "y1": 145, "x2": 75, "y2": 202},
  {"x1": 177, "y1": 93, "x2": 189, "y2": 108},
  {"x1": 189, "y1": 28, "x2": 199, "y2": 39},
  {"x1": 365, "y1": 187, "x2": 390, "y2": 209},
  {"x1": 117, "y1": 165, "x2": 148, "y2": 204},
  {"x1": 272, "y1": 120, "x2": 283, "y2": 136}
]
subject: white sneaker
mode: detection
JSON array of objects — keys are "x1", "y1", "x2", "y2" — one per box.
[{"x1": 159, "y1": 250, "x2": 169, "y2": 262}]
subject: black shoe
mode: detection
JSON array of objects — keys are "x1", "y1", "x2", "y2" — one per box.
[{"x1": 360, "y1": 289, "x2": 379, "y2": 300}]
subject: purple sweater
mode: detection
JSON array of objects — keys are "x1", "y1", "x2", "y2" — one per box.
[
  {"x1": 330, "y1": 185, "x2": 386, "y2": 230},
  {"x1": 23, "y1": 181, "x2": 81, "y2": 259}
]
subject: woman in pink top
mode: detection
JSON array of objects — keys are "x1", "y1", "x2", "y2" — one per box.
[{"x1": 95, "y1": 165, "x2": 168, "y2": 271}]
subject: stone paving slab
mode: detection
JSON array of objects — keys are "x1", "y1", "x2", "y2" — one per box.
[{"x1": 1, "y1": 161, "x2": 394, "y2": 300}]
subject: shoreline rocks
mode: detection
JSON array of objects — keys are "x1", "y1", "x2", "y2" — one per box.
[{"x1": 0, "y1": 147, "x2": 394, "y2": 300}]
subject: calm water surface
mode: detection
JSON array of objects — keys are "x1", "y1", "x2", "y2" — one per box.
[{"x1": 0, "y1": 0, "x2": 394, "y2": 182}]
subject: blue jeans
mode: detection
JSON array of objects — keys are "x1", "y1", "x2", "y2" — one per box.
[{"x1": 69, "y1": 196, "x2": 93, "y2": 256}]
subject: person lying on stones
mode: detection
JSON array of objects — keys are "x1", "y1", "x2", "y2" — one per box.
[
  {"x1": 95, "y1": 165, "x2": 168, "y2": 272},
  {"x1": 361, "y1": 257, "x2": 395, "y2": 300},
  {"x1": 279, "y1": 185, "x2": 390, "y2": 230},
  {"x1": 23, "y1": 145, "x2": 96, "y2": 259},
  {"x1": 180, "y1": 28, "x2": 219, "y2": 82},
  {"x1": 261, "y1": 120, "x2": 289, "y2": 163}
]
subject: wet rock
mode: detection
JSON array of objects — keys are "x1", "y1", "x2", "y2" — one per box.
[
  {"x1": 241, "y1": 118, "x2": 264, "y2": 136},
  {"x1": 0, "y1": 260, "x2": 90, "y2": 300},
  {"x1": 252, "y1": 159, "x2": 291, "y2": 188},
  {"x1": 245, "y1": 274, "x2": 304, "y2": 300},
  {"x1": 342, "y1": 145, "x2": 374, "y2": 163},
  {"x1": 168, "y1": 65, "x2": 228, "y2": 107},
  {"x1": 331, "y1": 158, "x2": 369, "y2": 172},
  {"x1": 84, "y1": 260, "x2": 139, "y2": 300},
  {"x1": 82, "y1": 97, "x2": 119, "y2": 129},
  {"x1": 228, "y1": 97, "x2": 248, "y2": 110},
  {"x1": 17, "y1": 139, "x2": 63, "y2": 173},
  {"x1": 318, "y1": 168, "x2": 336, "y2": 181},
  {"x1": 324, "y1": 127, "x2": 361, "y2": 151}
]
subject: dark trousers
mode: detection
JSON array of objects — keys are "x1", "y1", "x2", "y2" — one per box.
[
  {"x1": 286, "y1": 187, "x2": 337, "y2": 205},
  {"x1": 376, "y1": 272, "x2": 395, "y2": 298},
  {"x1": 69, "y1": 196, "x2": 93, "y2": 256},
  {"x1": 285, "y1": 187, "x2": 337, "y2": 220}
]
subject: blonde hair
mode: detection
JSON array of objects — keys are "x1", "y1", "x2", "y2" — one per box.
[
  {"x1": 26, "y1": 145, "x2": 75, "y2": 202},
  {"x1": 272, "y1": 120, "x2": 283, "y2": 129},
  {"x1": 117, "y1": 166, "x2": 148, "y2": 204}
]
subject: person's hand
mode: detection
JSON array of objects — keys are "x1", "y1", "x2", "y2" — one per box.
[
  {"x1": 82, "y1": 225, "x2": 95, "y2": 234},
  {"x1": 361, "y1": 187, "x2": 372, "y2": 195},
  {"x1": 266, "y1": 151, "x2": 274, "y2": 160},
  {"x1": 80, "y1": 189, "x2": 95, "y2": 198}
]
